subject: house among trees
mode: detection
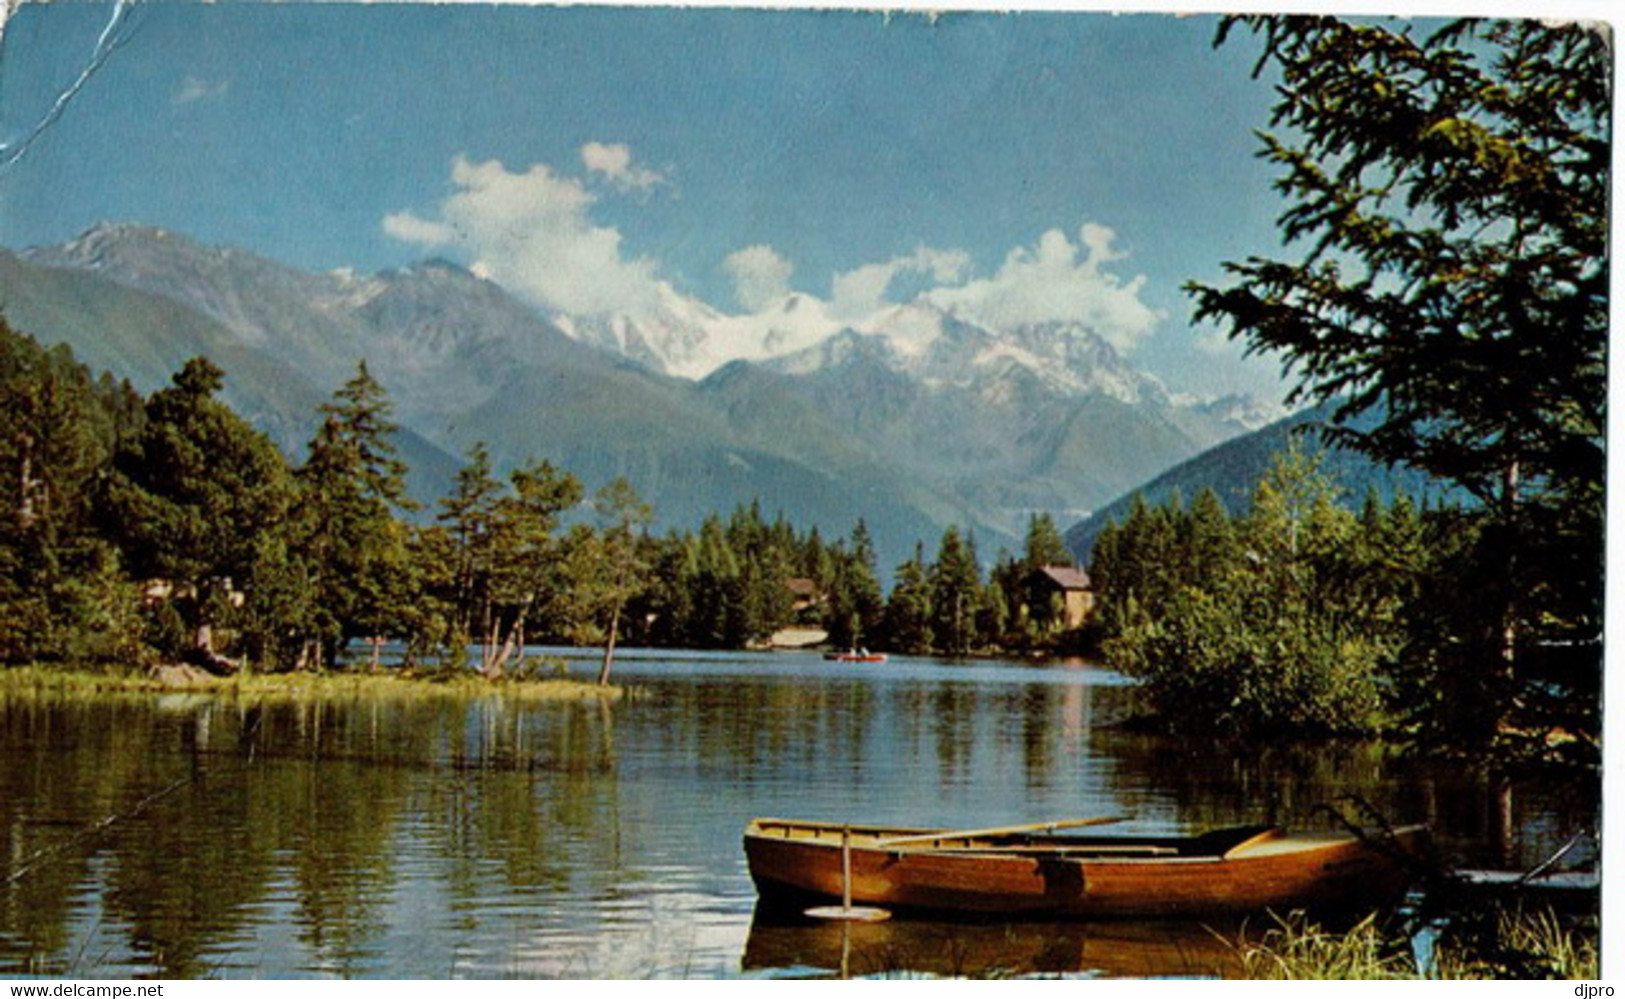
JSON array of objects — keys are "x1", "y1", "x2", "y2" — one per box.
[
  {"x1": 1028, "y1": 565, "x2": 1094, "y2": 630},
  {"x1": 783, "y1": 577, "x2": 822, "y2": 615}
]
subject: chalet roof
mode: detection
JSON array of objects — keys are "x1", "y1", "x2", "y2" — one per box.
[
  {"x1": 784, "y1": 577, "x2": 821, "y2": 597},
  {"x1": 1034, "y1": 565, "x2": 1092, "y2": 591}
]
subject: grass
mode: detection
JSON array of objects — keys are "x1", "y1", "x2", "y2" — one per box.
[
  {"x1": 1234, "y1": 913, "x2": 1419, "y2": 979},
  {"x1": 1431, "y1": 906, "x2": 1600, "y2": 980},
  {"x1": 1233, "y1": 908, "x2": 1599, "y2": 980},
  {"x1": 0, "y1": 663, "x2": 175, "y2": 695},
  {"x1": 0, "y1": 662, "x2": 624, "y2": 703}
]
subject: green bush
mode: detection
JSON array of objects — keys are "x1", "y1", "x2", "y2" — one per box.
[{"x1": 1097, "y1": 446, "x2": 1404, "y2": 737}]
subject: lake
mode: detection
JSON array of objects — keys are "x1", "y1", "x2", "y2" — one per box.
[{"x1": 0, "y1": 650, "x2": 1597, "y2": 978}]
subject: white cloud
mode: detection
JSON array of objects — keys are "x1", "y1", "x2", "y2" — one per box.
[
  {"x1": 580, "y1": 141, "x2": 665, "y2": 192},
  {"x1": 723, "y1": 245, "x2": 794, "y2": 312},
  {"x1": 381, "y1": 212, "x2": 453, "y2": 247},
  {"x1": 386, "y1": 153, "x2": 1165, "y2": 375},
  {"x1": 829, "y1": 246, "x2": 969, "y2": 322},
  {"x1": 923, "y1": 224, "x2": 1163, "y2": 352},
  {"x1": 384, "y1": 154, "x2": 667, "y2": 317},
  {"x1": 173, "y1": 76, "x2": 228, "y2": 105}
]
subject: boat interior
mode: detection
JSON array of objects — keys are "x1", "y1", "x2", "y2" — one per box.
[{"x1": 747, "y1": 819, "x2": 1287, "y2": 860}]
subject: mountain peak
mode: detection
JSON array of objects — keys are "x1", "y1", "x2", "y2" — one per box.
[
  {"x1": 33, "y1": 222, "x2": 300, "y2": 286},
  {"x1": 413, "y1": 256, "x2": 478, "y2": 278},
  {"x1": 45, "y1": 222, "x2": 181, "y2": 267},
  {"x1": 74, "y1": 221, "x2": 171, "y2": 243}
]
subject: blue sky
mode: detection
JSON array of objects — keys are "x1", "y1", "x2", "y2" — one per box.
[{"x1": 0, "y1": 2, "x2": 1346, "y2": 399}]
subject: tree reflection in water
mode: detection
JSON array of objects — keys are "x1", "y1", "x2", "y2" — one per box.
[{"x1": 0, "y1": 655, "x2": 1596, "y2": 978}]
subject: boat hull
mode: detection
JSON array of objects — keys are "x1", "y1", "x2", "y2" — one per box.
[{"x1": 744, "y1": 819, "x2": 1427, "y2": 919}]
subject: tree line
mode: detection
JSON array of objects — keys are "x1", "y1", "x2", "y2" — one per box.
[
  {"x1": 1094, "y1": 444, "x2": 1445, "y2": 737},
  {"x1": 1092, "y1": 434, "x2": 1597, "y2": 783},
  {"x1": 1, "y1": 15, "x2": 1601, "y2": 784},
  {"x1": 1, "y1": 320, "x2": 1093, "y2": 681}
]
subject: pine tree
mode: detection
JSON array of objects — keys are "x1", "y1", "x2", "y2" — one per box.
[
  {"x1": 883, "y1": 544, "x2": 934, "y2": 655},
  {"x1": 0, "y1": 322, "x2": 139, "y2": 661},
  {"x1": 1194, "y1": 16, "x2": 1606, "y2": 769},
  {"x1": 1022, "y1": 512, "x2": 1072, "y2": 569},
  {"x1": 436, "y1": 442, "x2": 504, "y2": 666},
  {"x1": 929, "y1": 526, "x2": 981, "y2": 656},
  {"x1": 825, "y1": 520, "x2": 884, "y2": 649},
  {"x1": 296, "y1": 363, "x2": 417, "y2": 670},
  {"x1": 1181, "y1": 487, "x2": 1237, "y2": 592},
  {"x1": 108, "y1": 357, "x2": 296, "y2": 666},
  {"x1": 691, "y1": 515, "x2": 742, "y2": 648}
]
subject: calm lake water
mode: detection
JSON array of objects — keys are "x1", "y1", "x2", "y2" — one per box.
[{"x1": 0, "y1": 650, "x2": 1597, "y2": 979}]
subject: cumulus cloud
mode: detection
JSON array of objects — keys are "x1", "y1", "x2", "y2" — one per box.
[
  {"x1": 581, "y1": 141, "x2": 665, "y2": 192},
  {"x1": 829, "y1": 246, "x2": 970, "y2": 322},
  {"x1": 386, "y1": 152, "x2": 1164, "y2": 371},
  {"x1": 383, "y1": 154, "x2": 666, "y2": 317},
  {"x1": 922, "y1": 224, "x2": 1162, "y2": 352},
  {"x1": 723, "y1": 245, "x2": 794, "y2": 313},
  {"x1": 380, "y1": 212, "x2": 453, "y2": 247}
]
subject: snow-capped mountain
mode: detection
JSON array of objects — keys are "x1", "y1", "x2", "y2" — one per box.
[
  {"x1": 525, "y1": 258, "x2": 1280, "y2": 440},
  {"x1": 552, "y1": 287, "x2": 850, "y2": 381},
  {"x1": 9, "y1": 223, "x2": 1286, "y2": 560}
]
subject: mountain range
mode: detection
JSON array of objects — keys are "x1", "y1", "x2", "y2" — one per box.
[
  {"x1": 2, "y1": 223, "x2": 1290, "y2": 571},
  {"x1": 1062, "y1": 403, "x2": 1464, "y2": 559}
]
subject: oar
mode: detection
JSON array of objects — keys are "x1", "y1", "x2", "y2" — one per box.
[
  {"x1": 875, "y1": 815, "x2": 1130, "y2": 849},
  {"x1": 805, "y1": 826, "x2": 892, "y2": 923},
  {"x1": 805, "y1": 817, "x2": 1129, "y2": 923}
]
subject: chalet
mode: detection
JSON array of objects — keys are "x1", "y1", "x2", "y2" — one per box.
[
  {"x1": 784, "y1": 577, "x2": 823, "y2": 614},
  {"x1": 1028, "y1": 565, "x2": 1095, "y2": 630}
]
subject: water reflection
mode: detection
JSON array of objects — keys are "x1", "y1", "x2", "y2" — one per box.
[
  {"x1": 741, "y1": 909, "x2": 1244, "y2": 979},
  {"x1": 0, "y1": 652, "x2": 1598, "y2": 978}
]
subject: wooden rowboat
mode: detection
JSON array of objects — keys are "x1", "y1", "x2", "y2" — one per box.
[{"x1": 744, "y1": 817, "x2": 1428, "y2": 919}]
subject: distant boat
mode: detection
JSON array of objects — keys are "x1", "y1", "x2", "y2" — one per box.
[
  {"x1": 743, "y1": 817, "x2": 1428, "y2": 919},
  {"x1": 823, "y1": 650, "x2": 887, "y2": 663}
]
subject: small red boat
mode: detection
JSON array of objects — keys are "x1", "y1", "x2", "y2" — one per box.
[{"x1": 823, "y1": 650, "x2": 887, "y2": 663}]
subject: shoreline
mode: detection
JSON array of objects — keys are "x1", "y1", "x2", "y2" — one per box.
[{"x1": 0, "y1": 663, "x2": 624, "y2": 702}]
